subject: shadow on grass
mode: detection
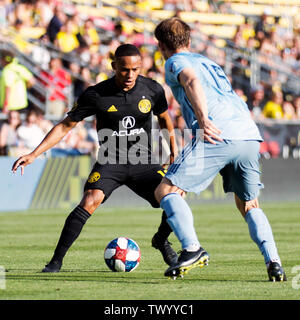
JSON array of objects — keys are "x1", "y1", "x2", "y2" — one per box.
[
  {"x1": 5, "y1": 269, "x2": 267, "y2": 284},
  {"x1": 5, "y1": 269, "x2": 163, "y2": 284}
]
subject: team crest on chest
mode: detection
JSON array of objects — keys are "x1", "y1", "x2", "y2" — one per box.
[{"x1": 138, "y1": 98, "x2": 151, "y2": 113}]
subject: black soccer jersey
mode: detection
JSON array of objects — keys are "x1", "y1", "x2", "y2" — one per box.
[{"x1": 68, "y1": 75, "x2": 168, "y2": 164}]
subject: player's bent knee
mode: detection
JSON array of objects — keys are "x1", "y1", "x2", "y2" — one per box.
[
  {"x1": 80, "y1": 189, "x2": 104, "y2": 214},
  {"x1": 244, "y1": 199, "x2": 259, "y2": 214},
  {"x1": 235, "y1": 194, "x2": 259, "y2": 217},
  {"x1": 155, "y1": 178, "x2": 183, "y2": 204}
]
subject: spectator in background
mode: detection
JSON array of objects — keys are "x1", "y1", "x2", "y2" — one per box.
[
  {"x1": 55, "y1": 18, "x2": 80, "y2": 53},
  {"x1": 51, "y1": 121, "x2": 95, "y2": 157},
  {"x1": 232, "y1": 28, "x2": 247, "y2": 48},
  {"x1": 246, "y1": 36, "x2": 260, "y2": 51},
  {"x1": 182, "y1": 0, "x2": 197, "y2": 12},
  {"x1": 34, "y1": 0, "x2": 55, "y2": 28},
  {"x1": 69, "y1": 61, "x2": 84, "y2": 100},
  {"x1": 11, "y1": 18, "x2": 32, "y2": 54},
  {"x1": 153, "y1": 49, "x2": 165, "y2": 75},
  {"x1": 240, "y1": 17, "x2": 255, "y2": 43},
  {"x1": 231, "y1": 56, "x2": 250, "y2": 96},
  {"x1": 77, "y1": 44, "x2": 91, "y2": 66},
  {"x1": 0, "y1": 50, "x2": 35, "y2": 114},
  {"x1": 281, "y1": 47, "x2": 298, "y2": 73},
  {"x1": 262, "y1": 90, "x2": 284, "y2": 119},
  {"x1": 234, "y1": 87, "x2": 247, "y2": 103},
  {"x1": 89, "y1": 52, "x2": 102, "y2": 79},
  {"x1": 2, "y1": 0, "x2": 15, "y2": 26},
  {"x1": 141, "y1": 51, "x2": 154, "y2": 76},
  {"x1": 35, "y1": 106, "x2": 53, "y2": 134},
  {"x1": 71, "y1": 65, "x2": 94, "y2": 101},
  {"x1": 162, "y1": 0, "x2": 189, "y2": 11},
  {"x1": 162, "y1": 0, "x2": 176, "y2": 10},
  {"x1": 81, "y1": 18, "x2": 100, "y2": 50},
  {"x1": 46, "y1": 6, "x2": 67, "y2": 43},
  {"x1": 294, "y1": 96, "x2": 300, "y2": 119},
  {"x1": 80, "y1": 67, "x2": 93, "y2": 87},
  {"x1": 258, "y1": 34, "x2": 281, "y2": 74},
  {"x1": 0, "y1": 110, "x2": 21, "y2": 155},
  {"x1": 113, "y1": 22, "x2": 126, "y2": 43},
  {"x1": 0, "y1": 0, "x2": 8, "y2": 28},
  {"x1": 282, "y1": 101, "x2": 296, "y2": 120},
  {"x1": 14, "y1": 0, "x2": 34, "y2": 27},
  {"x1": 31, "y1": 34, "x2": 51, "y2": 70},
  {"x1": 16, "y1": 107, "x2": 46, "y2": 155},
  {"x1": 41, "y1": 57, "x2": 71, "y2": 117},
  {"x1": 255, "y1": 13, "x2": 272, "y2": 42},
  {"x1": 248, "y1": 84, "x2": 267, "y2": 120}
]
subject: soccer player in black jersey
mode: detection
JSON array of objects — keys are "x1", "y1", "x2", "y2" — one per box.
[{"x1": 12, "y1": 44, "x2": 179, "y2": 273}]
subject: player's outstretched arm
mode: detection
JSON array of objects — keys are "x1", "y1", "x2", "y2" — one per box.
[
  {"x1": 12, "y1": 116, "x2": 78, "y2": 175},
  {"x1": 179, "y1": 68, "x2": 222, "y2": 144},
  {"x1": 157, "y1": 110, "x2": 178, "y2": 165}
]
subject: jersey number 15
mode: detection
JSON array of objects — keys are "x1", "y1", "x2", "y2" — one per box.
[{"x1": 202, "y1": 63, "x2": 233, "y2": 93}]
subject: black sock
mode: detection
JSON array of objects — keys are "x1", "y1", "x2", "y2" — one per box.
[
  {"x1": 50, "y1": 206, "x2": 91, "y2": 264},
  {"x1": 155, "y1": 211, "x2": 173, "y2": 241}
]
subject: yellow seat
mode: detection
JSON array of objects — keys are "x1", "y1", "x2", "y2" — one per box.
[
  {"x1": 231, "y1": 3, "x2": 299, "y2": 16},
  {"x1": 150, "y1": 10, "x2": 175, "y2": 20},
  {"x1": 121, "y1": 19, "x2": 155, "y2": 33},
  {"x1": 147, "y1": 0, "x2": 164, "y2": 10},
  {"x1": 105, "y1": 0, "x2": 123, "y2": 5},
  {"x1": 198, "y1": 25, "x2": 237, "y2": 39},
  {"x1": 195, "y1": 1, "x2": 210, "y2": 12},
  {"x1": 76, "y1": 5, "x2": 119, "y2": 18},
  {"x1": 225, "y1": 0, "x2": 300, "y2": 5},
  {"x1": 19, "y1": 27, "x2": 46, "y2": 39},
  {"x1": 179, "y1": 12, "x2": 245, "y2": 25}
]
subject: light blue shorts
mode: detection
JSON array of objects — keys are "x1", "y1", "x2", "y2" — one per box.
[{"x1": 166, "y1": 139, "x2": 264, "y2": 201}]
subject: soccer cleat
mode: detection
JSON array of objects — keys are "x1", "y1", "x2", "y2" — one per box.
[
  {"x1": 152, "y1": 233, "x2": 178, "y2": 266},
  {"x1": 164, "y1": 247, "x2": 209, "y2": 279},
  {"x1": 267, "y1": 261, "x2": 287, "y2": 282},
  {"x1": 42, "y1": 260, "x2": 62, "y2": 273}
]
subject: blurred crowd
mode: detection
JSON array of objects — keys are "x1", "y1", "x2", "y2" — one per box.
[
  {"x1": 0, "y1": 0, "x2": 300, "y2": 158},
  {"x1": 0, "y1": 106, "x2": 99, "y2": 157}
]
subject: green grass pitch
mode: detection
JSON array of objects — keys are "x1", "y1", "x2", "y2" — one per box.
[{"x1": 0, "y1": 202, "x2": 300, "y2": 300}]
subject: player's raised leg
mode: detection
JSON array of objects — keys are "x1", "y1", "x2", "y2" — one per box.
[
  {"x1": 235, "y1": 195, "x2": 286, "y2": 282},
  {"x1": 42, "y1": 189, "x2": 104, "y2": 273},
  {"x1": 155, "y1": 178, "x2": 209, "y2": 278}
]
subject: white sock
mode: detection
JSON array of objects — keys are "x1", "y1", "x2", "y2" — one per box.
[{"x1": 185, "y1": 244, "x2": 201, "y2": 252}]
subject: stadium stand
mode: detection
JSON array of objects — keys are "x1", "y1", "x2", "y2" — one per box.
[{"x1": 0, "y1": 0, "x2": 299, "y2": 159}]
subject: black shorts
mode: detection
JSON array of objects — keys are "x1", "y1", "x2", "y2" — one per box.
[{"x1": 84, "y1": 163, "x2": 167, "y2": 208}]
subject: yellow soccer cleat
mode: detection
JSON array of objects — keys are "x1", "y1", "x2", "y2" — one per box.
[{"x1": 165, "y1": 247, "x2": 209, "y2": 280}]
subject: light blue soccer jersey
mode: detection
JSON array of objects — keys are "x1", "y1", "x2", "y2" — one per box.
[{"x1": 165, "y1": 52, "x2": 262, "y2": 141}]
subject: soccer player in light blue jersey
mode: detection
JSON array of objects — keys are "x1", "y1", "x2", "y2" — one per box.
[{"x1": 154, "y1": 18, "x2": 286, "y2": 281}]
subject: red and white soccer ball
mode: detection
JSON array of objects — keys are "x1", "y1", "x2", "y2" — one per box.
[{"x1": 104, "y1": 237, "x2": 141, "y2": 272}]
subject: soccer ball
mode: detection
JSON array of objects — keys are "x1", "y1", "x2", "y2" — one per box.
[{"x1": 104, "y1": 237, "x2": 141, "y2": 272}]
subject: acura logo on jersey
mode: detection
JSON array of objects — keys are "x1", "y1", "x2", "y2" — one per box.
[
  {"x1": 111, "y1": 116, "x2": 144, "y2": 137},
  {"x1": 122, "y1": 116, "x2": 135, "y2": 129}
]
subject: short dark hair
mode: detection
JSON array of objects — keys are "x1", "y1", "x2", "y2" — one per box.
[
  {"x1": 0, "y1": 49, "x2": 15, "y2": 63},
  {"x1": 154, "y1": 18, "x2": 191, "y2": 51},
  {"x1": 114, "y1": 44, "x2": 141, "y2": 60}
]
